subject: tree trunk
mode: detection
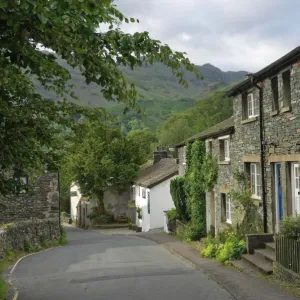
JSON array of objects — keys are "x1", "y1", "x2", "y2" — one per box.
[{"x1": 95, "y1": 190, "x2": 105, "y2": 214}]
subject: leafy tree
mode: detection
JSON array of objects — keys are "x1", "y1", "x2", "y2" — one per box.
[
  {"x1": 0, "y1": 0, "x2": 197, "y2": 194},
  {"x1": 126, "y1": 129, "x2": 157, "y2": 165},
  {"x1": 64, "y1": 120, "x2": 144, "y2": 211}
]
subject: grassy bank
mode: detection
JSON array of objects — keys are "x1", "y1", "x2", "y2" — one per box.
[{"x1": 0, "y1": 227, "x2": 67, "y2": 300}]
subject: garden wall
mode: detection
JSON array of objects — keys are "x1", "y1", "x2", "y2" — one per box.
[{"x1": 0, "y1": 219, "x2": 60, "y2": 260}]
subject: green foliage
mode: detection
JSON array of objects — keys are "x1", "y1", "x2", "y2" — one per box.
[
  {"x1": 62, "y1": 120, "x2": 142, "y2": 207},
  {"x1": 166, "y1": 208, "x2": 179, "y2": 221},
  {"x1": 182, "y1": 223, "x2": 205, "y2": 243},
  {"x1": 280, "y1": 215, "x2": 300, "y2": 240},
  {"x1": 201, "y1": 233, "x2": 246, "y2": 263},
  {"x1": 0, "y1": 0, "x2": 199, "y2": 194},
  {"x1": 68, "y1": 218, "x2": 73, "y2": 225},
  {"x1": 59, "y1": 227, "x2": 68, "y2": 245},
  {"x1": 136, "y1": 207, "x2": 142, "y2": 219},
  {"x1": 229, "y1": 170, "x2": 263, "y2": 235},
  {"x1": 184, "y1": 141, "x2": 207, "y2": 239},
  {"x1": 202, "y1": 155, "x2": 219, "y2": 191},
  {"x1": 170, "y1": 177, "x2": 189, "y2": 221},
  {"x1": 157, "y1": 90, "x2": 233, "y2": 146}
]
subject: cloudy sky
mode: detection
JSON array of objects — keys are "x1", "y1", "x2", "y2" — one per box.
[{"x1": 115, "y1": 0, "x2": 299, "y2": 72}]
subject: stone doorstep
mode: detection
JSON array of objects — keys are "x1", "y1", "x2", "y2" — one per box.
[
  {"x1": 254, "y1": 248, "x2": 276, "y2": 263},
  {"x1": 242, "y1": 254, "x2": 273, "y2": 275},
  {"x1": 265, "y1": 242, "x2": 276, "y2": 251}
]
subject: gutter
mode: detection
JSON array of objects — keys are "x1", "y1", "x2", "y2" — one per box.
[{"x1": 253, "y1": 81, "x2": 268, "y2": 233}]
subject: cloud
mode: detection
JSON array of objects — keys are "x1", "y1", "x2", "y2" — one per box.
[{"x1": 114, "y1": 0, "x2": 300, "y2": 72}]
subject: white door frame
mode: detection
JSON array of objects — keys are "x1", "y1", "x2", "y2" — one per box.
[{"x1": 292, "y1": 163, "x2": 300, "y2": 215}]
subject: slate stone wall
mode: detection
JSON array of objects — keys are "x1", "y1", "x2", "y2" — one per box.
[
  {"x1": 0, "y1": 173, "x2": 59, "y2": 223},
  {"x1": 232, "y1": 61, "x2": 300, "y2": 232},
  {"x1": 0, "y1": 219, "x2": 60, "y2": 260}
]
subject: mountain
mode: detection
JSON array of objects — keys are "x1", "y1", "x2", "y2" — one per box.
[{"x1": 35, "y1": 58, "x2": 247, "y2": 131}]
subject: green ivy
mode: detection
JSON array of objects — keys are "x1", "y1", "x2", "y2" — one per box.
[{"x1": 170, "y1": 177, "x2": 189, "y2": 221}]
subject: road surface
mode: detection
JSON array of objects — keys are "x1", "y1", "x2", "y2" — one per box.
[{"x1": 10, "y1": 227, "x2": 233, "y2": 300}]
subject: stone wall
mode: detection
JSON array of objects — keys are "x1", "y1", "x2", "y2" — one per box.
[
  {"x1": 0, "y1": 173, "x2": 59, "y2": 224},
  {"x1": 0, "y1": 219, "x2": 60, "y2": 260},
  {"x1": 177, "y1": 146, "x2": 186, "y2": 177},
  {"x1": 274, "y1": 262, "x2": 300, "y2": 285},
  {"x1": 233, "y1": 60, "x2": 300, "y2": 232}
]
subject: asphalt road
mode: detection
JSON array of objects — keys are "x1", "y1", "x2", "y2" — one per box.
[{"x1": 11, "y1": 227, "x2": 233, "y2": 300}]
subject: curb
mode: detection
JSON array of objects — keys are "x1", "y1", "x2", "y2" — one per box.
[{"x1": 6, "y1": 246, "x2": 61, "y2": 300}]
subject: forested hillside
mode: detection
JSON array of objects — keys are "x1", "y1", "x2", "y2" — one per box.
[
  {"x1": 35, "y1": 58, "x2": 246, "y2": 133},
  {"x1": 157, "y1": 89, "x2": 233, "y2": 146}
]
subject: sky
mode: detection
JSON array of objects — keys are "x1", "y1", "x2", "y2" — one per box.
[{"x1": 115, "y1": 0, "x2": 300, "y2": 72}]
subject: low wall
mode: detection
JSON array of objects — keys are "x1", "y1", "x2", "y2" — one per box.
[
  {"x1": 0, "y1": 219, "x2": 60, "y2": 260},
  {"x1": 274, "y1": 262, "x2": 300, "y2": 285}
]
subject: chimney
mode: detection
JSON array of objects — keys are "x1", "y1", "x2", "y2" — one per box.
[{"x1": 153, "y1": 149, "x2": 168, "y2": 164}]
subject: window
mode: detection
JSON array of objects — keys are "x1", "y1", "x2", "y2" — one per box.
[
  {"x1": 183, "y1": 146, "x2": 187, "y2": 165},
  {"x1": 242, "y1": 92, "x2": 258, "y2": 119},
  {"x1": 271, "y1": 76, "x2": 279, "y2": 111},
  {"x1": 221, "y1": 193, "x2": 232, "y2": 224},
  {"x1": 218, "y1": 136, "x2": 230, "y2": 162},
  {"x1": 206, "y1": 140, "x2": 213, "y2": 154},
  {"x1": 250, "y1": 163, "x2": 261, "y2": 199},
  {"x1": 281, "y1": 70, "x2": 291, "y2": 109},
  {"x1": 70, "y1": 191, "x2": 77, "y2": 197},
  {"x1": 142, "y1": 188, "x2": 146, "y2": 199}
]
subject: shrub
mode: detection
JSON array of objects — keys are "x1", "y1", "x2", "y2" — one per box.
[
  {"x1": 182, "y1": 223, "x2": 204, "y2": 243},
  {"x1": 201, "y1": 233, "x2": 246, "y2": 263},
  {"x1": 280, "y1": 215, "x2": 300, "y2": 240},
  {"x1": 166, "y1": 208, "x2": 178, "y2": 221},
  {"x1": 170, "y1": 177, "x2": 189, "y2": 221},
  {"x1": 68, "y1": 218, "x2": 73, "y2": 224}
]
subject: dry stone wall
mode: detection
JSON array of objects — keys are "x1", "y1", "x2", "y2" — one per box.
[{"x1": 0, "y1": 173, "x2": 59, "y2": 223}]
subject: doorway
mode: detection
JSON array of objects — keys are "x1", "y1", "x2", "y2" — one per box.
[
  {"x1": 275, "y1": 163, "x2": 283, "y2": 232},
  {"x1": 292, "y1": 163, "x2": 300, "y2": 215}
]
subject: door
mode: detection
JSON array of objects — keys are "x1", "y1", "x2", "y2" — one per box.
[
  {"x1": 292, "y1": 163, "x2": 300, "y2": 215},
  {"x1": 275, "y1": 163, "x2": 283, "y2": 232}
]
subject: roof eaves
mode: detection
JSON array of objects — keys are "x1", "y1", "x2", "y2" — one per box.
[{"x1": 227, "y1": 46, "x2": 300, "y2": 97}]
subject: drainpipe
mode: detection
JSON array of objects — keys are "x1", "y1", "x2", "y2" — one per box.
[
  {"x1": 253, "y1": 82, "x2": 268, "y2": 233},
  {"x1": 58, "y1": 170, "x2": 61, "y2": 228}
]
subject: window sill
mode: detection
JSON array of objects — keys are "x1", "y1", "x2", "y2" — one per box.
[
  {"x1": 218, "y1": 161, "x2": 230, "y2": 165},
  {"x1": 270, "y1": 110, "x2": 278, "y2": 117},
  {"x1": 241, "y1": 116, "x2": 258, "y2": 124},
  {"x1": 251, "y1": 196, "x2": 262, "y2": 201},
  {"x1": 226, "y1": 220, "x2": 232, "y2": 225},
  {"x1": 280, "y1": 106, "x2": 291, "y2": 114}
]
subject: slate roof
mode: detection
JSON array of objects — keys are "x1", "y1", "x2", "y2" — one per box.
[
  {"x1": 227, "y1": 46, "x2": 300, "y2": 97},
  {"x1": 135, "y1": 158, "x2": 179, "y2": 188},
  {"x1": 176, "y1": 116, "x2": 234, "y2": 148}
]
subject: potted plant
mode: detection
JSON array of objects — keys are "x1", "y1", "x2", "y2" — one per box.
[{"x1": 136, "y1": 207, "x2": 142, "y2": 219}]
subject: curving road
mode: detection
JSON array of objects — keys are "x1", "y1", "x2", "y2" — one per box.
[{"x1": 10, "y1": 227, "x2": 233, "y2": 300}]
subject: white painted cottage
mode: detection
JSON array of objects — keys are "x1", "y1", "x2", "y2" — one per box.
[{"x1": 133, "y1": 155, "x2": 178, "y2": 232}]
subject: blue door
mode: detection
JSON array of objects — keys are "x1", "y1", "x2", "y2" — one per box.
[{"x1": 276, "y1": 163, "x2": 283, "y2": 223}]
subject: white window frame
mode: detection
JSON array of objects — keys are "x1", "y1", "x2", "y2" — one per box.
[
  {"x1": 250, "y1": 163, "x2": 261, "y2": 199},
  {"x1": 218, "y1": 135, "x2": 230, "y2": 162},
  {"x1": 247, "y1": 93, "x2": 258, "y2": 118},
  {"x1": 183, "y1": 145, "x2": 187, "y2": 165},
  {"x1": 226, "y1": 195, "x2": 232, "y2": 224}
]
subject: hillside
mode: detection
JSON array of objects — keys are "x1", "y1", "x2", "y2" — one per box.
[{"x1": 35, "y1": 58, "x2": 247, "y2": 131}]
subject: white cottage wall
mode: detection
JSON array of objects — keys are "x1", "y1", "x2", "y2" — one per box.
[
  {"x1": 70, "y1": 183, "x2": 82, "y2": 221},
  {"x1": 135, "y1": 185, "x2": 151, "y2": 232},
  {"x1": 150, "y1": 176, "x2": 177, "y2": 230}
]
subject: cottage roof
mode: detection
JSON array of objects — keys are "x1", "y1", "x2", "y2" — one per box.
[
  {"x1": 176, "y1": 116, "x2": 234, "y2": 148},
  {"x1": 227, "y1": 46, "x2": 300, "y2": 97},
  {"x1": 135, "y1": 158, "x2": 178, "y2": 188}
]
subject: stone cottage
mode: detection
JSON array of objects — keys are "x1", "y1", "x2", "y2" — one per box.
[
  {"x1": 176, "y1": 117, "x2": 234, "y2": 234},
  {"x1": 132, "y1": 151, "x2": 178, "y2": 232},
  {"x1": 176, "y1": 46, "x2": 300, "y2": 235},
  {"x1": 228, "y1": 46, "x2": 300, "y2": 233},
  {"x1": 0, "y1": 173, "x2": 59, "y2": 223}
]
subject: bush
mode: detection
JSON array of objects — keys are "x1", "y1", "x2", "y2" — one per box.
[
  {"x1": 68, "y1": 218, "x2": 73, "y2": 224},
  {"x1": 170, "y1": 177, "x2": 189, "y2": 221},
  {"x1": 166, "y1": 208, "x2": 178, "y2": 221},
  {"x1": 280, "y1": 215, "x2": 300, "y2": 240},
  {"x1": 201, "y1": 233, "x2": 246, "y2": 263}
]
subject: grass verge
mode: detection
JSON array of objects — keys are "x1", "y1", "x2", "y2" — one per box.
[{"x1": 0, "y1": 227, "x2": 67, "y2": 300}]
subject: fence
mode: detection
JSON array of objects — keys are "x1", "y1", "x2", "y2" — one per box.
[{"x1": 276, "y1": 236, "x2": 300, "y2": 274}]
